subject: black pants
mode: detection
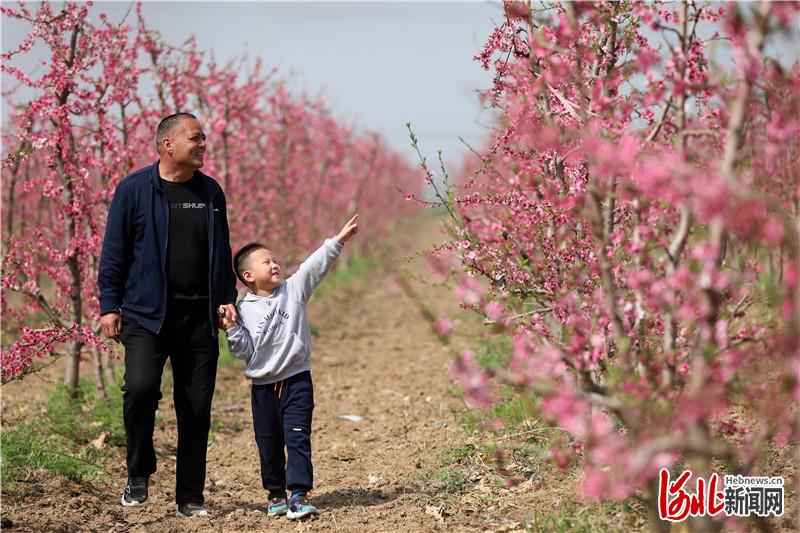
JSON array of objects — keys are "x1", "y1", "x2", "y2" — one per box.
[
  {"x1": 251, "y1": 371, "x2": 314, "y2": 496},
  {"x1": 120, "y1": 299, "x2": 218, "y2": 505}
]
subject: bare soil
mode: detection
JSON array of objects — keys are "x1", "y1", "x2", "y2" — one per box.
[
  {"x1": 2, "y1": 215, "x2": 796, "y2": 533},
  {"x1": 0, "y1": 216, "x2": 535, "y2": 532}
]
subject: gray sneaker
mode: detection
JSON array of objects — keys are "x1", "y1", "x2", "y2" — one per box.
[
  {"x1": 121, "y1": 476, "x2": 149, "y2": 506},
  {"x1": 176, "y1": 502, "x2": 210, "y2": 518}
]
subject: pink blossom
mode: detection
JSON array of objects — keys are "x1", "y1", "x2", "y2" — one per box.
[
  {"x1": 433, "y1": 0, "x2": 799, "y2": 516},
  {"x1": 451, "y1": 349, "x2": 497, "y2": 409},
  {"x1": 1, "y1": 1, "x2": 420, "y2": 384},
  {"x1": 454, "y1": 275, "x2": 485, "y2": 305},
  {"x1": 433, "y1": 316, "x2": 454, "y2": 336},
  {"x1": 484, "y1": 301, "x2": 504, "y2": 321}
]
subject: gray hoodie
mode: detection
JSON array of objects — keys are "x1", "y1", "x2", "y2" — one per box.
[{"x1": 225, "y1": 238, "x2": 343, "y2": 385}]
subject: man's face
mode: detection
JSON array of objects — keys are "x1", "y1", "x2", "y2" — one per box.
[
  {"x1": 243, "y1": 248, "x2": 282, "y2": 292},
  {"x1": 165, "y1": 117, "x2": 206, "y2": 169}
]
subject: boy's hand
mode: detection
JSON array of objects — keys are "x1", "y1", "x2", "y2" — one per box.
[
  {"x1": 335, "y1": 214, "x2": 359, "y2": 244},
  {"x1": 217, "y1": 304, "x2": 237, "y2": 330}
]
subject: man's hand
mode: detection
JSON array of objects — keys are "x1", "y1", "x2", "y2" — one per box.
[
  {"x1": 217, "y1": 304, "x2": 237, "y2": 329},
  {"x1": 335, "y1": 214, "x2": 359, "y2": 244},
  {"x1": 100, "y1": 312, "x2": 122, "y2": 343}
]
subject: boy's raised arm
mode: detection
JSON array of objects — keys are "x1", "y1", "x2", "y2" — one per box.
[{"x1": 292, "y1": 214, "x2": 359, "y2": 301}]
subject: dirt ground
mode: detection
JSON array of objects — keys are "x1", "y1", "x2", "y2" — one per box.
[
  {"x1": 2, "y1": 214, "x2": 797, "y2": 533},
  {"x1": 0, "y1": 215, "x2": 540, "y2": 532}
]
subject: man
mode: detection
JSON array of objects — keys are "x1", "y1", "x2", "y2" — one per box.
[{"x1": 98, "y1": 113, "x2": 237, "y2": 518}]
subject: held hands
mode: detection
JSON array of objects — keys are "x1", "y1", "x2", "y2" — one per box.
[
  {"x1": 335, "y1": 214, "x2": 359, "y2": 244},
  {"x1": 102, "y1": 306, "x2": 237, "y2": 340},
  {"x1": 217, "y1": 304, "x2": 238, "y2": 329}
]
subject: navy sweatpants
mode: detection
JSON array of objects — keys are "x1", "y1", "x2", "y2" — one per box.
[{"x1": 251, "y1": 371, "x2": 314, "y2": 495}]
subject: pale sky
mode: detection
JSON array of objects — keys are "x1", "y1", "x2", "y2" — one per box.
[
  {"x1": 2, "y1": 1, "x2": 798, "y2": 170},
  {"x1": 2, "y1": 1, "x2": 504, "y2": 169}
]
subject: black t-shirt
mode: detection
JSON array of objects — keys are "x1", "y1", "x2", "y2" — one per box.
[{"x1": 161, "y1": 174, "x2": 209, "y2": 300}]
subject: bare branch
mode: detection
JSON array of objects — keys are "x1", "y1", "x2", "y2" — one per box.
[
  {"x1": 645, "y1": 97, "x2": 674, "y2": 143},
  {"x1": 6, "y1": 284, "x2": 65, "y2": 328}
]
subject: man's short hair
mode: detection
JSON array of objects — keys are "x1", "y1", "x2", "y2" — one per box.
[
  {"x1": 234, "y1": 242, "x2": 267, "y2": 285},
  {"x1": 155, "y1": 112, "x2": 197, "y2": 154}
]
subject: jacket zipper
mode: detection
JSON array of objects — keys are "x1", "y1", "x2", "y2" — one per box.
[
  {"x1": 157, "y1": 185, "x2": 169, "y2": 334},
  {"x1": 206, "y1": 191, "x2": 219, "y2": 337}
]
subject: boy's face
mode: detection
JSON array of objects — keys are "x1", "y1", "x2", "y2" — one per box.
[{"x1": 243, "y1": 248, "x2": 282, "y2": 292}]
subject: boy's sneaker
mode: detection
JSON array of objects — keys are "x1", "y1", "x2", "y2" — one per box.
[
  {"x1": 267, "y1": 497, "x2": 289, "y2": 517},
  {"x1": 175, "y1": 502, "x2": 210, "y2": 518},
  {"x1": 287, "y1": 494, "x2": 318, "y2": 520},
  {"x1": 121, "y1": 476, "x2": 149, "y2": 506}
]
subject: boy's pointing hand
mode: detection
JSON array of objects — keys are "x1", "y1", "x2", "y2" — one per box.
[{"x1": 335, "y1": 214, "x2": 359, "y2": 244}]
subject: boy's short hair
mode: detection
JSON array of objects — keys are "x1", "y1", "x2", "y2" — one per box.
[{"x1": 233, "y1": 242, "x2": 267, "y2": 285}]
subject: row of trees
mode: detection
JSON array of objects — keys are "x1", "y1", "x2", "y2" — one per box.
[
  {"x1": 1, "y1": 2, "x2": 418, "y2": 393},
  {"x1": 432, "y1": 1, "x2": 798, "y2": 530}
]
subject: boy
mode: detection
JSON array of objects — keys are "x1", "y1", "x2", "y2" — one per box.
[{"x1": 220, "y1": 214, "x2": 358, "y2": 520}]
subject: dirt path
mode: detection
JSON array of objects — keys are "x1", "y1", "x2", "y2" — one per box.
[
  {"x1": 6, "y1": 215, "x2": 798, "y2": 533},
  {"x1": 3, "y1": 215, "x2": 505, "y2": 532}
]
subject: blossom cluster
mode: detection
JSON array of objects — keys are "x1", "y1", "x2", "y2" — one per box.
[
  {"x1": 1, "y1": 1, "x2": 419, "y2": 383},
  {"x1": 444, "y1": 0, "x2": 799, "y2": 514}
]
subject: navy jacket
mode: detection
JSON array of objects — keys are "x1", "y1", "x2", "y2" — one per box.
[{"x1": 98, "y1": 162, "x2": 237, "y2": 336}]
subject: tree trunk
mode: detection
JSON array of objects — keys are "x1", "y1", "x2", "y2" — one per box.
[
  {"x1": 646, "y1": 478, "x2": 670, "y2": 533},
  {"x1": 65, "y1": 340, "x2": 82, "y2": 397},
  {"x1": 93, "y1": 345, "x2": 108, "y2": 400},
  {"x1": 105, "y1": 351, "x2": 117, "y2": 387}
]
